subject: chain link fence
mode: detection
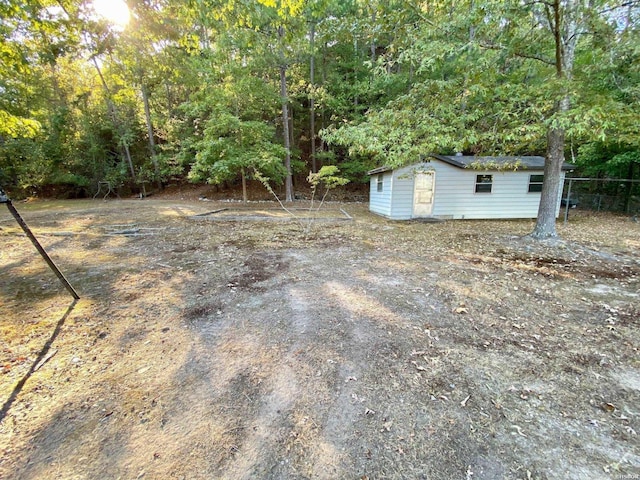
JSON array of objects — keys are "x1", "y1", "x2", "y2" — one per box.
[{"x1": 562, "y1": 177, "x2": 640, "y2": 216}]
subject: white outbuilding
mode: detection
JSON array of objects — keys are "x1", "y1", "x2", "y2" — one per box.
[{"x1": 367, "y1": 154, "x2": 574, "y2": 220}]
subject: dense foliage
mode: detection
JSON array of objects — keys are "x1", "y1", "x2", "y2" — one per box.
[{"x1": 1, "y1": 1, "x2": 638, "y2": 222}]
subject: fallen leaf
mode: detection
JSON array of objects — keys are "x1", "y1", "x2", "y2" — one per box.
[{"x1": 601, "y1": 403, "x2": 616, "y2": 413}]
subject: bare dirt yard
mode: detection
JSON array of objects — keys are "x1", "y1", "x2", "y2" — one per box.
[{"x1": 1, "y1": 196, "x2": 639, "y2": 480}]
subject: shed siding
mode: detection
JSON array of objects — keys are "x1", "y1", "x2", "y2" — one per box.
[
  {"x1": 369, "y1": 171, "x2": 393, "y2": 217},
  {"x1": 389, "y1": 166, "x2": 416, "y2": 220},
  {"x1": 430, "y1": 161, "x2": 545, "y2": 219},
  {"x1": 369, "y1": 159, "x2": 565, "y2": 220},
  {"x1": 433, "y1": 162, "x2": 565, "y2": 219}
]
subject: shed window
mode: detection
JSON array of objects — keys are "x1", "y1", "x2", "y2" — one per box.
[
  {"x1": 528, "y1": 174, "x2": 544, "y2": 193},
  {"x1": 475, "y1": 174, "x2": 493, "y2": 193},
  {"x1": 376, "y1": 173, "x2": 384, "y2": 192}
]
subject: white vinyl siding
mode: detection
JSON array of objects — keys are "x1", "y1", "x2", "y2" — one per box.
[
  {"x1": 389, "y1": 167, "x2": 416, "y2": 219},
  {"x1": 430, "y1": 163, "x2": 541, "y2": 219},
  {"x1": 369, "y1": 171, "x2": 393, "y2": 217},
  {"x1": 429, "y1": 161, "x2": 565, "y2": 219}
]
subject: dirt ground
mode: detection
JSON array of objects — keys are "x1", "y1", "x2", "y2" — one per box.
[{"x1": 0, "y1": 195, "x2": 638, "y2": 480}]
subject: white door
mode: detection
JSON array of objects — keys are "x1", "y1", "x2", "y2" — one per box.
[{"x1": 413, "y1": 171, "x2": 435, "y2": 217}]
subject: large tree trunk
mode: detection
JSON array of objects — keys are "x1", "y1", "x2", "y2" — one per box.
[
  {"x1": 531, "y1": 127, "x2": 565, "y2": 238},
  {"x1": 530, "y1": 0, "x2": 580, "y2": 239}
]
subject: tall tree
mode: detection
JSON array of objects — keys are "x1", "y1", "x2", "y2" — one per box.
[
  {"x1": 278, "y1": 25, "x2": 294, "y2": 201},
  {"x1": 256, "y1": 0, "x2": 306, "y2": 201},
  {"x1": 2, "y1": 0, "x2": 636, "y2": 206},
  {"x1": 322, "y1": 0, "x2": 639, "y2": 238},
  {"x1": 531, "y1": 0, "x2": 585, "y2": 238}
]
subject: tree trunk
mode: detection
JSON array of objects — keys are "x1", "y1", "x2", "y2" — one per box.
[
  {"x1": 530, "y1": 0, "x2": 579, "y2": 239},
  {"x1": 370, "y1": 11, "x2": 377, "y2": 63},
  {"x1": 281, "y1": 64, "x2": 293, "y2": 202},
  {"x1": 123, "y1": 143, "x2": 136, "y2": 180},
  {"x1": 320, "y1": 41, "x2": 327, "y2": 153},
  {"x1": 91, "y1": 56, "x2": 136, "y2": 182},
  {"x1": 310, "y1": 21, "x2": 317, "y2": 173},
  {"x1": 279, "y1": 27, "x2": 293, "y2": 202},
  {"x1": 241, "y1": 167, "x2": 248, "y2": 203},
  {"x1": 289, "y1": 100, "x2": 295, "y2": 150},
  {"x1": 531, "y1": 127, "x2": 564, "y2": 238},
  {"x1": 142, "y1": 83, "x2": 161, "y2": 188},
  {"x1": 353, "y1": 38, "x2": 359, "y2": 108}
]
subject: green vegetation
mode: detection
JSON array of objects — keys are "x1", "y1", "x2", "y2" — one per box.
[{"x1": 0, "y1": 1, "x2": 638, "y2": 234}]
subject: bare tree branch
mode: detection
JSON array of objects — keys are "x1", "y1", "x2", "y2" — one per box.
[
  {"x1": 515, "y1": 50, "x2": 556, "y2": 65},
  {"x1": 479, "y1": 42, "x2": 555, "y2": 66},
  {"x1": 599, "y1": 1, "x2": 640, "y2": 15},
  {"x1": 544, "y1": 2, "x2": 556, "y2": 34},
  {"x1": 566, "y1": 29, "x2": 597, "y2": 44}
]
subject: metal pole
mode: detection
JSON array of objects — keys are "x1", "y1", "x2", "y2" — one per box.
[
  {"x1": 1, "y1": 190, "x2": 80, "y2": 300},
  {"x1": 563, "y1": 178, "x2": 573, "y2": 225}
]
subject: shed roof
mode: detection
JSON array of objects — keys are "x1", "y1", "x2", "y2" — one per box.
[
  {"x1": 367, "y1": 154, "x2": 575, "y2": 175},
  {"x1": 367, "y1": 165, "x2": 393, "y2": 175}
]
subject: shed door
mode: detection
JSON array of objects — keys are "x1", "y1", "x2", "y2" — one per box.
[{"x1": 413, "y1": 171, "x2": 435, "y2": 217}]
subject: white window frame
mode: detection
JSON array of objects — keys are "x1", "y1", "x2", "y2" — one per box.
[{"x1": 475, "y1": 174, "x2": 493, "y2": 193}]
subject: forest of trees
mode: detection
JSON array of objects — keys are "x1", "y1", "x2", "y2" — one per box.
[{"x1": 1, "y1": 1, "x2": 639, "y2": 235}]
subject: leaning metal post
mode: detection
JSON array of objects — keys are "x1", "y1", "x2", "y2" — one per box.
[{"x1": 0, "y1": 188, "x2": 80, "y2": 300}]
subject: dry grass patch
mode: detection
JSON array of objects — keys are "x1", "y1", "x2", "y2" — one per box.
[{"x1": 1, "y1": 200, "x2": 638, "y2": 479}]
